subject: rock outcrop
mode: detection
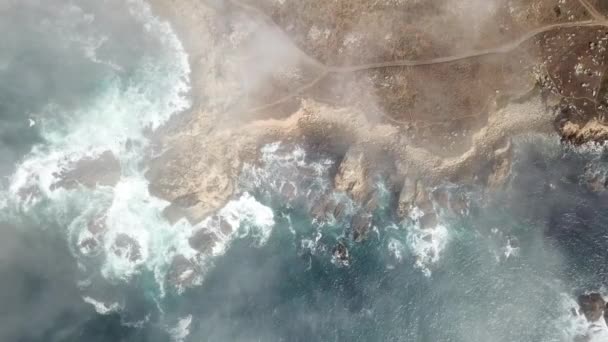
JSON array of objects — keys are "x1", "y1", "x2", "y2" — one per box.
[
  {"x1": 334, "y1": 147, "x2": 372, "y2": 204},
  {"x1": 51, "y1": 151, "x2": 121, "y2": 190},
  {"x1": 145, "y1": 0, "x2": 608, "y2": 228}
]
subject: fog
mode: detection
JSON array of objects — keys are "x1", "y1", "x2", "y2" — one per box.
[{"x1": 1, "y1": 0, "x2": 607, "y2": 341}]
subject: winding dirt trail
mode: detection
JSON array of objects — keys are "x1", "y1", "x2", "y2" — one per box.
[
  {"x1": 232, "y1": 0, "x2": 608, "y2": 113},
  {"x1": 327, "y1": 20, "x2": 603, "y2": 72}
]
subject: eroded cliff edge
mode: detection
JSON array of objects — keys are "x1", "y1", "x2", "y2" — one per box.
[{"x1": 145, "y1": 0, "x2": 608, "y2": 224}]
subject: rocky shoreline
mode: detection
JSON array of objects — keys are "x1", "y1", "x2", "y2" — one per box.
[
  {"x1": 142, "y1": 0, "x2": 608, "y2": 229},
  {"x1": 139, "y1": 1, "x2": 608, "y2": 328}
]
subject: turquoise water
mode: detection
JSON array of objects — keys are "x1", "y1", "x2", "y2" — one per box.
[
  {"x1": 162, "y1": 140, "x2": 576, "y2": 342},
  {"x1": 1, "y1": 1, "x2": 608, "y2": 341}
]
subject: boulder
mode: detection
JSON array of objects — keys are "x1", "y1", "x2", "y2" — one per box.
[
  {"x1": 166, "y1": 255, "x2": 200, "y2": 291},
  {"x1": 332, "y1": 242, "x2": 350, "y2": 266},
  {"x1": 111, "y1": 233, "x2": 142, "y2": 263},
  {"x1": 188, "y1": 229, "x2": 220, "y2": 254},
  {"x1": 310, "y1": 195, "x2": 348, "y2": 223},
  {"x1": 334, "y1": 147, "x2": 373, "y2": 203},
  {"x1": 578, "y1": 293, "x2": 606, "y2": 322},
  {"x1": 351, "y1": 212, "x2": 372, "y2": 242}
]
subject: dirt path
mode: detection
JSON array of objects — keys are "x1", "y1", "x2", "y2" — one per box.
[{"x1": 232, "y1": 0, "x2": 608, "y2": 113}]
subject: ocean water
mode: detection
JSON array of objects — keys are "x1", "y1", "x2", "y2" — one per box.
[{"x1": 1, "y1": 1, "x2": 608, "y2": 342}]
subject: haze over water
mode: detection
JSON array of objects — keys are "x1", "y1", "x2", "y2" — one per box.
[{"x1": 1, "y1": 1, "x2": 607, "y2": 341}]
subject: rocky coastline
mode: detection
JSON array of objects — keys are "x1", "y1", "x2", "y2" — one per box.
[
  {"x1": 143, "y1": 0, "x2": 608, "y2": 225},
  {"x1": 144, "y1": 0, "x2": 608, "y2": 325}
]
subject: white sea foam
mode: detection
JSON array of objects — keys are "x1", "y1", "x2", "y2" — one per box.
[
  {"x1": 0, "y1": 0, "x2": 196, "y2": 325},
  {"x1": 387, "y1": 238, "x2": 406, "y2": 263},
  {"x1": 168, "y1": 315, "x2": 193, "y2": 342},
  {"x1": 405, "y1": 207, "x2": 449, "y2": 277},
  {"x1": 241, "y1": 142, "x2": 334, "y2": 200},
  {"x1": 189, "y1": 192, "x2": 275, "y2": 257},
  {"x1": 3, "y1": 0, "x2": 190, "y2": 208},
  {"x1": 216, "y1": 192, "x2": 275, "y2": 247},
  {"x1": 83, "y1": 296, "x2": 123, "y2": 315}
]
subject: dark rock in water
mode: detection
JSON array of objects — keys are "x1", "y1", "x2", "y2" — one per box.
[
  {"x1": 87, "y1": 212, "x2": 108, "y2": 234},
  {"x1": 310, "y1": 195, "x2": 336, "y2": 222},
  {"x1": 77, "y1": 212, "x2": 108, "y2": 256},
  {"x1": 78, "y1": 237, "x2": 99, "y2": 255},
  {"x1": 51, "y1": 151, "x2": 121, "y2": 190},
  {"x1": 351, "y1": 212, "x2": 372, "y2": 242},
  {"x1": 398, "y1": 177, "x2": 436, "y2": 220},
  {"x1": 111, "y1": 233, "x2": 142, "y2": 263},
  {"x1": 333, "y1": 201, "x2": 347, "y2": 221},
  {"x1": 585, "y1": 172, "x2": 607, "y2": 193},
  {"x1": 188, "y1": 229, "x2": 219, "y2": 254},
  {"x1": 219, "y1": 217, "x2": 233, "y2": 235},
  {"x1": 332, "y1": 242, "x2": 350, "y2": 266},
  {"x1": 166, "y1": 255, "x2": 200, "y2": 290},
  {"x1": 578, "y1": 293, "x2": 606, "y2": 322}
]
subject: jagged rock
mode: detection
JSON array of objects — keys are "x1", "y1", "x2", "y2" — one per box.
[
  {"x1": 413, "y1": 183, "x2": 439, "y2": 229},
  {"x1": 218, "y1": 216, "x2": 234, "y2": 235},
  {"x1": 51, "y1": 151, "x2": 121, "y2": 190},
  {"x1": 188, "y1": 229, "x2": 220, "y2": 254},
  {"x1": 397, "y1": 176, "x2": 419, "y2": 218},
  {"x1": 310, "y1": 195, "x2": 336, "y2": 222},
  {"x1": 310, "y1": 194, "x2": 349, "y2": 223},
  {"x1": 335, "y1": 147, "x2": 372, "y2": 203},
  {"x1": 332, "y1": 242, "x2": 350, "y2": 266},
  {"x1": 333, "y1": 201, "x2": 347, "y2": 221},
  {"x1": 397, "y1": 177, "x2": 441, "y2": 228},
  {"x1": 78, "y1": 238, "x2": 98, "y2": 255},
  {"x1": 487, "y1": 140, "x2": 513, "y2": 189},
  {"x1": 166, "y1": 255, "x2": 200, "y2": 291},
  {"x1": 111, "y1": 233, "x2": 142, "y2": 263},
  {"x1": 78, "y1": 212, "x2": 108, "y2": 255},
  {"x1": 561, "y1": 120, "x2": 608, "y2": 145},
  {"x1": 585, "y1": 172, "x2": 607, "y2": 193},
  {"x1": 578, "y1": 293, "x2": 606, "y2": 322},
  {"x1": 351, "y1": 212, "x2": 372, "y2": 242}
]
